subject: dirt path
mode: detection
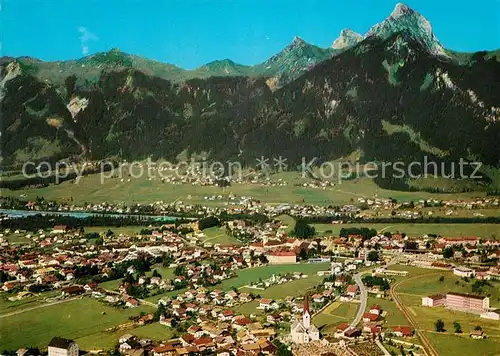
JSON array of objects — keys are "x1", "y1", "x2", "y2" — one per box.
[
  {"x1": 390, "y1": 272, "x2": 443, "y2": 356},
  {"x1": 0, "y1": 296, "x2": 81, "y2": 319}
]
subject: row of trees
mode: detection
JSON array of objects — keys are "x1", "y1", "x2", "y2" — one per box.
[{"x1": 435, "y1": 319, "x2": 483, "y2": 334}]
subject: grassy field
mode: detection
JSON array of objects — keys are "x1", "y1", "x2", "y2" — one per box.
[
  {"x1": 423, "y1": 331, "x2": 500, "y2": 356},
  {"x1": 144, "y1": 264, "x2": 332, "y2": 303},
  {"x1": 84, "y1": 226, "x2": 148, "y2": 236},
  {"x1": 312, "y1": 223, "x2": 500, "y2": 238},
  {"x1": 75, "y1": 322, "x2": 174, "y2": 351},
  {"x1": 239, "y1": 274, "x2": 324, "y2": 301},
  {"x1": 218, "y1": 263, "x2": 330, "y2": 291},
  {"x1": 197, "y1": 226, "x2": 242, "y2": 245},
  {"x1": 0, "y1": 290, "x2": 60, "y2": 313},
  {"x1": 2, "y1": 173, "x2": 488, "y2": 206},
  {"x1": 313, "y1": 301, "x2": 359, "y2": 333},
  {"x1": 99, "y1": 266, "x2": 175, "y2": 292},
  {"x1": 393, "y1": 266, "x2": 500, "y2": 356},
  {"x1": 396, "y1": 270, "x2": 500, "y2": 307},
  {"x1": 0, "y1": 297, "x2": 154, "y2": 351},
  {"x1": 365, "y1": 296, "x2": 408, "y2": 326},
  {"x1": 234, "y1": 272, "x2": 327, "y2": 315}
]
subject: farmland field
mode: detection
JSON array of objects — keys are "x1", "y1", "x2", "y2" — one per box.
[
  {"x1": 313, "y1": 301, "x2": 359, "y2": 333},
  {"x1": 2, "y1": 173, "x2": 487, "y2": 206},
  {"x1": 0, "y1": 297, "x2": 154, "y2": 351},
  {"x1": 313, "y1": 223, "x2": 500, "y2": 238}
]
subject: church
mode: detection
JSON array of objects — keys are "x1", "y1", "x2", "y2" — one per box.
[{"x1": 290, "y1": 294, "x2": 320, "y2": 343}]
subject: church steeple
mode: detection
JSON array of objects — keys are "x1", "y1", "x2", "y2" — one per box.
[{"x1": 303, "y1": 293, "x2": 310, "y2": 329}]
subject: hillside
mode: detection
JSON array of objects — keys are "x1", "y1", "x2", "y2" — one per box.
[{"x1": 1, "y1": 3, "x2": 499, "y2": 192}]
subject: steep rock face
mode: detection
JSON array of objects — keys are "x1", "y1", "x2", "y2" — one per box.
[
  {"x1": 2, "y1": 35, "x2": 499, "y2": 175},
  {"x1": 331, "y1": 29, "x2": 363, "y2": 49},
  {"x1": 254, "y1": 37, "x2": 337, "y2": 89},
  {"x1": 365, "y1": 3, "x2": 447, "y2": 57}
]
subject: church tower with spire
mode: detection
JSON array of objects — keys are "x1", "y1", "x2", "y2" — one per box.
[
  {"x1": 303, "y1": 294, "x2": 310, "y2": 329},
  {"x1": 290, "y1": 293, "x2": 319, "y2": 344}
]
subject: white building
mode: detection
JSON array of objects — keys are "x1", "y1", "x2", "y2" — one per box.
[
  {"x1": 422, "y1": 294, "x2": 446, "y2": 307},
  {"x1": 290, "y1": 294, "x2": 320, "y2": 344},
  {"x1": 48, "y1": 337, "x2": 79, "y2": 356},
  {"x1": 453, "y1": 267, "x2": 475, "y2": 278}
]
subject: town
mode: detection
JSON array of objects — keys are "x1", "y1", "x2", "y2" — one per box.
[{"x1": 1, "y1": 205, "x2": 499, "y2": 356}]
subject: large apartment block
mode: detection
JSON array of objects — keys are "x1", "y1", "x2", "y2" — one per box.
[{"x1": 446, "y1": 292, "x2": 489, "y2": 313}]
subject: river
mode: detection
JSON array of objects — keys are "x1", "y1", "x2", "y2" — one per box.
[{"x1": 0, "y1": 209, "x2": 180, "y2": 222}]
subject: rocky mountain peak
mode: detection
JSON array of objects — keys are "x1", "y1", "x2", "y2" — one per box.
[
  {"x1": 292, "y1": 36, "x2": 306, "y2": 46},
  {"x1": 331, "y1": 29, "x2": 363, "y2": 49},
  {"x1": 390, "y1": 3, "x2": 413, "y2": 18},
  {"x1": 365, "y1": 3, "x2": 447, "y2": 57}
]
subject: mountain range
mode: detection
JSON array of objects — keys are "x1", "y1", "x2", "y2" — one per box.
[{"x1": 1, "y1": 3, "x2": 500, "y2": 192}]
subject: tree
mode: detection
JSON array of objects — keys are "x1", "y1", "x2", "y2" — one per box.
[
  {"x1": 439, "y1": 276, "x2": 445, "y2": 282},
  {"x1": 174, "y1": 265, "x2": 186, "y2": 276},
  {"x1": 453, "y1": 321, "x2": 462, "y2": 333},
  {"x1": 474, "y1": 325, "x2": 482, "y2": 331},
  {"x1": 367, "y1": 250, "x2": 379, "y2": 262},
  {"x1": 106, "y1": 229, "x2": 114, "y2": 237},
  {"x1": 258, "y1": 254, "x2": 268, "y2": 264},
  {"x1": 198, "y1": 216, "x2": 219, "y2": 230},
  {"x1": 293, "y1": 220, "x2": 316, "y2": 238},
  {"x1": 435, "y1": 319, "x2": 445, "y2": 332},
  {"x1": 443, "y1": 247, "x2": 453, "y2": 259},
  {"x1": 404, "y1": 241, "x2": 418, "y2": 250},
  {"x1": 152, "y1": 269, "x2": 162, "y2": 278},
  {"x1": 274, "y1": 340, "x2": 292, "y2": 356},
  {"x1": 154, "y1": 303, "x2": 166, "y2": 321}
]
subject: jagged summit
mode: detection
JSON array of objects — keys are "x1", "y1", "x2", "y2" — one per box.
[
  {"x1": 365, "y1": 2, "x2": 447, "y2": 56},
  {"x1": 390, "y1": 3, "x2": 412, "y2": 18},
  {"x1": 331, "y1": 29, "x2": 363, "y2": 49},
  {"x1": 291, "y1": 36, "x2": 306, "y2": 46}
]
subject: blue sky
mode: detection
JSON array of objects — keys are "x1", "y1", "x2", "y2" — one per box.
[{"x1": 2, "y1": 0, "x2": 499, "y2": 69}]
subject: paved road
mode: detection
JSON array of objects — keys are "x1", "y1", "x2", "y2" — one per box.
[
  {"x1": 350, "y1": 272, "x2": 367, "y2": 328},
  {"x1": 350, "y1": 269, "x2": 391, "y2": 356}
]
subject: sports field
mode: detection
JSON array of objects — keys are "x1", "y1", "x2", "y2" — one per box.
[{"x1": 0, "y1": 297, "x2": 154, "y2": 351}]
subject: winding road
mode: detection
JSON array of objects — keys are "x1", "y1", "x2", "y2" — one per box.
[{"x1": 350, "y1": 271, "x2": 368, "y2": 328}]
